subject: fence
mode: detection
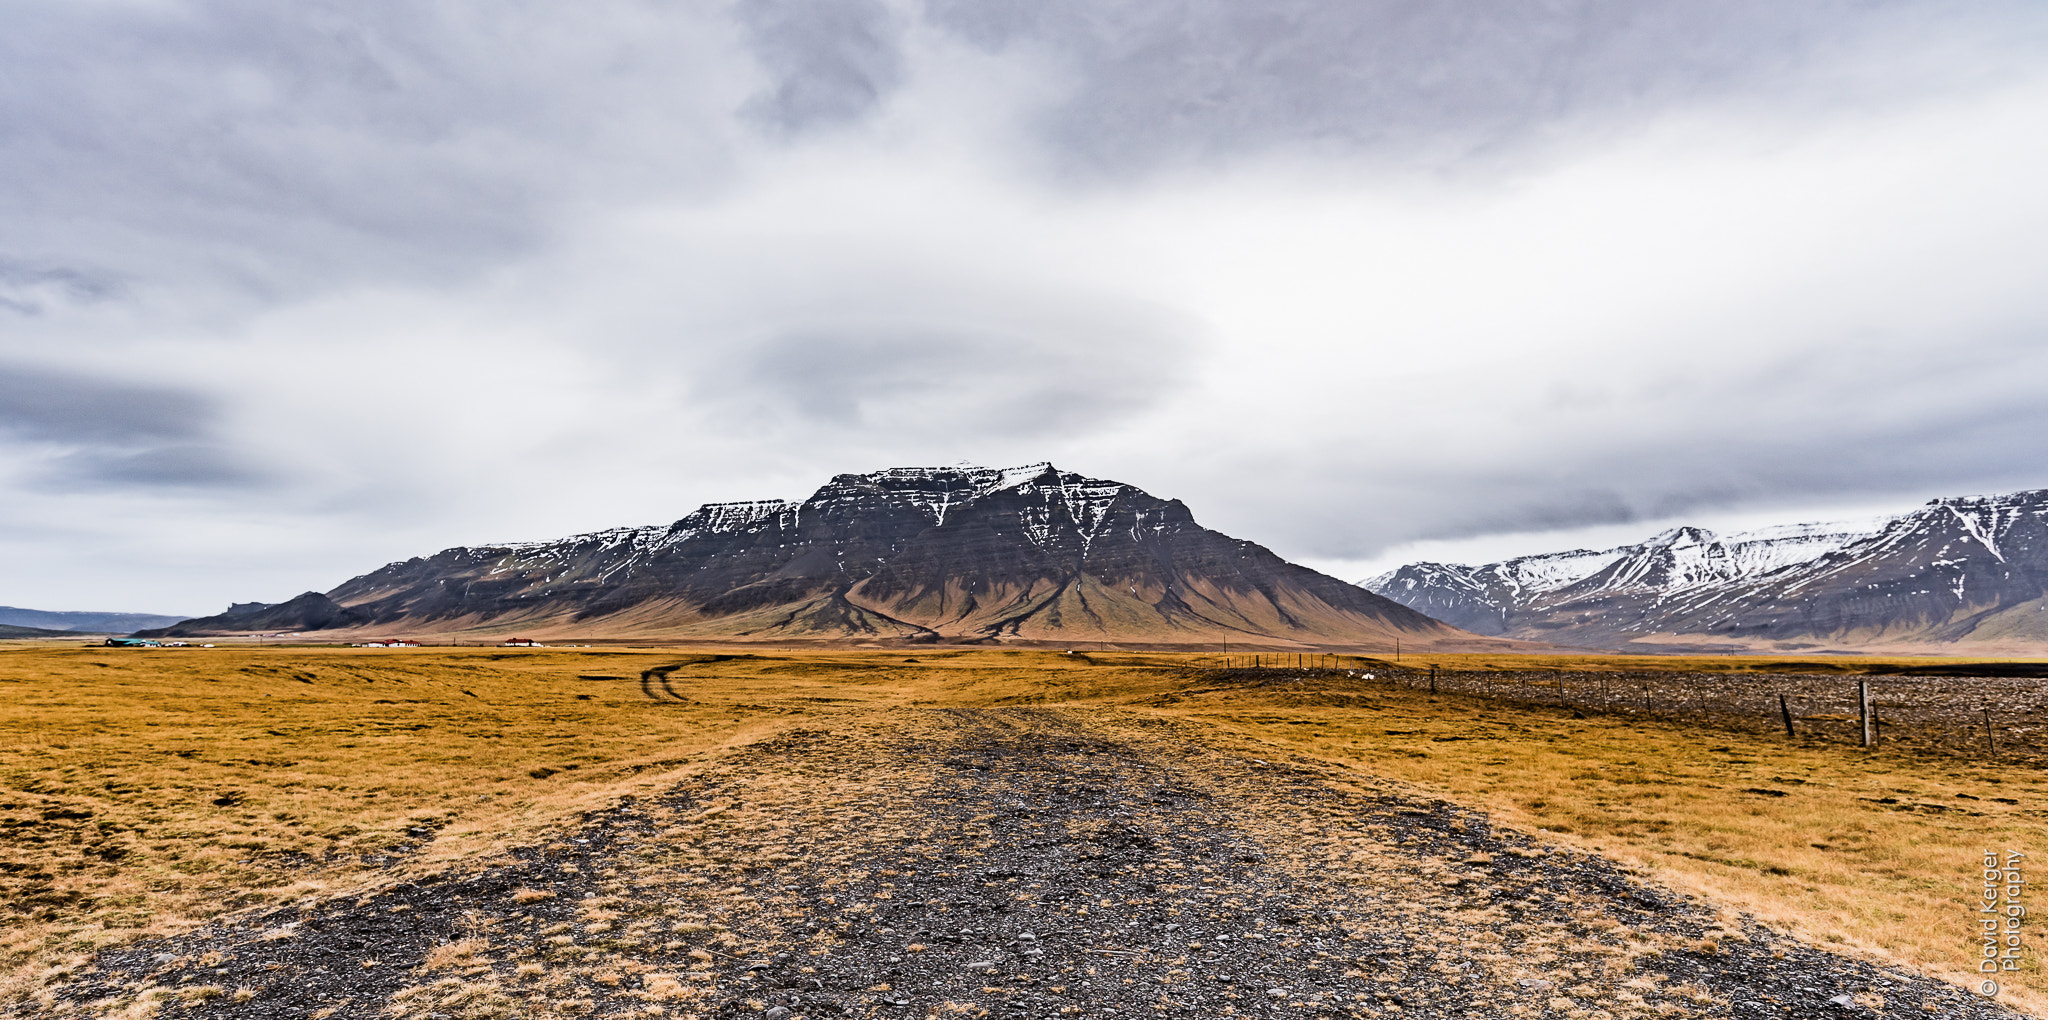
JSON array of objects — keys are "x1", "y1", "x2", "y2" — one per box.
[{"x1": 1186, "y1": 656, "x2": 2042, "y2": 761}]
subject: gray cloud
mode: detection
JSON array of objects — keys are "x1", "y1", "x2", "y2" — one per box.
[
  {"x1": 41, "y1": 445, "x2": 264, "y2": 491},
  {"x1": 0, "y1": 364, "x2": 259, "y2": 490},
  {"x1": 926, "y1": 0, "x2": 2035, "y2": 172},
  {"x1": 1209, "y1": 326, "x2": 2048, "y2": 564},
  {"x1": 0, "y1": 364, "x2": 212, "y2": 444},
  {"x1": 0, "y1": 1, "x2": 741, "y2": 300},
  {"x1": 0, "y1": 260, "x2": 124, "y2": 315},
  {"x1": 736, "y1": 0, "x2": 905, "y2": 133},
  {"x1": 3, "y1": 0, "x2": 2046, "y2": 613},
  {"x1": 706, "y1": 307, "x2": 1198, "y2": 438}
]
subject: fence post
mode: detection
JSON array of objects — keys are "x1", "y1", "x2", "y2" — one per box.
[
  {"x1": 1984, "y1": 708, "x2": 1998, "y2": 755},
  {"x1": 1429, "y1": 665, "x2": 1437, "y2": 695},
  {"x1": 1858, "y1": 679, "x2": 1873, "y2": 748},
  {"x1": 1778, "y1": 694, "x2": 1795, "y2": 738}
]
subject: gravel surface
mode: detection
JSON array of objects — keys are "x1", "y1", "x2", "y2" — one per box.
[{"x1": 34, "y1": 708, "x2": 2022, "y2": 1019}]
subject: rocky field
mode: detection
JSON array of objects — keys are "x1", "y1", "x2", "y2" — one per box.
[{"x1": 1, "y1": 646, "x2": 2039, "y2": 1018}]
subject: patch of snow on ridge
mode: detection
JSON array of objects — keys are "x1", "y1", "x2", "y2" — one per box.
[
  {"x1": 1364, "y1": 516, "x2": 1885, "y2": 600},
  {"x1": 496, "y1": 524, "x2": 666, "y2": 553},
  {"x1": 842, "y1": 463, "x2": 1136, "y2": 540},
  {"x1": 1481, "y1": 548, "x2": 1624, "y2": 597},
  {"x1": 674, "y1": 500, "x2": 796, "y2": 538},
  {"x1": 1716, "y1": 518, "x2": 1887, "y2": 575},
  {"x1": 991, "y1": 462, "x2": 1056, "y2": 492},
  {"x1": 852, "y1": 463, "x2": 1060, "y2": 496},
  {"x1": 841, "y1": 463, "x2": 1061, "y2": 525}
]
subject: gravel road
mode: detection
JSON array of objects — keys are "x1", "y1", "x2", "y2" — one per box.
[{"x1": 38, "y1": 708, "x2": 2020, "y2": 1020}]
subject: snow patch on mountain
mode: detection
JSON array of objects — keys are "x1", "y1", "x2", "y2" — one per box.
[{"x1": 1363, "y1": 491, "x2": 2048, "y2": 648}]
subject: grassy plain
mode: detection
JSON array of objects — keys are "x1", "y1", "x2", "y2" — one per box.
[{"x1": 0, "y1": 642, "x2": 2040, "y2": 1014}]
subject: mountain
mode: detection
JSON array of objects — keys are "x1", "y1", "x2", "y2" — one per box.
[
  {"x1": 0, "y1": 606, "x2": 190, "y2": 633},
  {"x1": 1366, "y1": 520, "x2": 1882, "y2": 636},
  {"x1": 139, "y1": 593, "x2": 372, "y2": 637},
  {"x1": 151, "y1": 463, "x2": 1492, "y2": 649},
  {"x1": 0, "y1": 623, "x2": 79, "y2": 639},
  {"x1": 1365, "y1": 490, "x2": 2048, "y2": 652}
]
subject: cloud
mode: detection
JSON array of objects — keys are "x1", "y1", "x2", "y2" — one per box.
[
  {"x1": 0, "y1": 362, "x2": 259, "y2": 490},
  {"x1": 41, "y1": 444, "x2": 263, "y2": 491},
  {"x1": 3, "y1": 0, "x2": 2048, "y2": 615},
  {"x1": 714, "y1": 319, "x2": 1188, "y2": 436},
  {"x1": 0, "y1": 363, "x2": 212, "y2": 444},
  {"x1": 0, "y1": 259, "x2": 124, "y2": 315},
  {"x1": 1187, "y1": 317, "x2": 2048, "y2": 563},
  {"x1": 736, "y1": 0, "x2": 906, "y2": 133},
  {"x1": 925, "y1": 0, "x2": 2036, "y2": 173},
  {"x1": 0, "y1": 0, "x2": 747, "y2": 300}
]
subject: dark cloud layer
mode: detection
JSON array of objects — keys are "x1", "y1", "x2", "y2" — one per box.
[
  {"x1": 737, "y1": 0, "x2": 904, "y2": 132},
  {"x1": 927, "y1": 0, "x2": 2017, "y2": 171},
  {"x1": 0, "y1": 260, "x2": 124, "y2": 316},
  {"x1": 703, "y1": 296, "x2": 1200, "y2": 438},
  {"x1": 0, "y1": 364, "x2": 212, "y2": 445},
  {"x1": 0, "y1": 364, "x2": 256, "y2": 490},
  {"x1": 0, "y1": 1, "x2": 735, "y2": 298}
]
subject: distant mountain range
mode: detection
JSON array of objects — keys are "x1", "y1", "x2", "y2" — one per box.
[
  {"x1": 0, "y1": 624, "x2": 75, "y2": 639},
  {"x1": 148, "y1": 464, "x2": 1491, "y2": 649},
  {"x1": 0, "y1": 606, "x2": 189, "y2": 634},
  {"x1": 1365, "y1": 490, "x2": 2048, "y2": 652}
]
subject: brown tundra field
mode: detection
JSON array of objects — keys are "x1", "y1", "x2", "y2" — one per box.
[{"x1": 0, "y1": 643, "x2": 2040, "y2": 1019}]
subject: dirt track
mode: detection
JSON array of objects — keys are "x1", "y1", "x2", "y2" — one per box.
[{"x1": 38, "y1": 707, "x2": 2017, "y2": 1019}]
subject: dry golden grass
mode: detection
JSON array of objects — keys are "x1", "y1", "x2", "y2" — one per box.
[
  {"x1": 0, "y1": 642, "x2": 836, "y2": 1004},
  {"x1": 1101, "y1": 664, "x2": 2045, "y2": 1012},
  {"x1": 0, "y1": 642, "x2": 2040, "y2": 1014}
]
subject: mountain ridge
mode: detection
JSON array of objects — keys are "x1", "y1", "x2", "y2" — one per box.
[
  {"x1": 0, "y1": 606, "x2": 191, "y2": 633},
  {"x1": 151, "y1": 463, "x2": 1503, "y2": 650},
  {"x1": 1365, "y1": 490, "x2": 2048, "y2": 652}
]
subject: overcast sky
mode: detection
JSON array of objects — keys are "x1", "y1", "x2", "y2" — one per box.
[{"x1": 6, "y1": 0, "x2": 2048, "y2": 615}]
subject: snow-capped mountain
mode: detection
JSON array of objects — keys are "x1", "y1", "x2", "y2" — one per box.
[
  {"x1": 1363, "y1": 520, "x2": 1881, "y2": 636},
  {"x1": 152, "y1": 464, "x2": 1476, "y2": 648},
  {"x1": 1365, "y1": 493, "x2": 2048, "y2": 651}
]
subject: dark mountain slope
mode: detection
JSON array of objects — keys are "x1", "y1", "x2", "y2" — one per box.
[{"x1": 160, "y1": 464, "x2": 1492, "y2": 649}]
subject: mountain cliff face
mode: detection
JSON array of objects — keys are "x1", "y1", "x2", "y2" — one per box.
[
  {"x1": 158, "y1": 464, "x2": 1479, "y2": 648},
  {"x1": 1366, "y1": 491, "x2": 2048, "y2": 651}
]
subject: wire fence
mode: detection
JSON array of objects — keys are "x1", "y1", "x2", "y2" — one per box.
[{"x1": 1184, "y1": 654, "x2": 2046, "y2": 763}]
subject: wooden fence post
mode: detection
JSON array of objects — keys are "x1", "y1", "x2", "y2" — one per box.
[
  {"x1": 1858, "y1": 680, "x2": 1873, "y2": 748},
  {"x1": 1778, "y1": 694, "x2": 1795, "y2": 738},
  {"x1": 1429, "y1": 665, "x2": 1437, "y2": 695},
  {"x1": 1984, "y1": 708, "x2": 1998, "y2": 755}
]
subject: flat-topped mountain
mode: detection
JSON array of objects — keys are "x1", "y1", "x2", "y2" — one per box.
[
  {"x1": 1367, "y1": 490, "x2": 2048, "y2": 652},
  {"x1": 0, "y1": 606, "x2": 190, "y2": 633},
  {"x1": 152, "y1": 464, "x2": 1488, "y2": 649}
]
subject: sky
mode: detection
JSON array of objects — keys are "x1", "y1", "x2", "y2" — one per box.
[{"x1": 6, "y1": 0, "x2": 2048, "y2": 616}]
